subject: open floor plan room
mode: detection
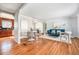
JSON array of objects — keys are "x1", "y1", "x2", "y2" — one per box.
[{"x1": 0, "y1": 3, "x2": 79, "y2": 55}]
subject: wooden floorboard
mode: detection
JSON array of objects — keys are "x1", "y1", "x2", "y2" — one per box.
[{"x1": 0, "y1": 37, "x2": 79, "y2": 55}]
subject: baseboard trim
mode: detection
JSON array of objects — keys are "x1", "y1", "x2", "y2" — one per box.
[{"x1": 71, "y1": 36, "x2": 79, "y2": 39}]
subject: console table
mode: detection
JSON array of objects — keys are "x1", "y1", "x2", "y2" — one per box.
[{"x1": 59, "y1": 31, "x2": 72, "y2": 43}]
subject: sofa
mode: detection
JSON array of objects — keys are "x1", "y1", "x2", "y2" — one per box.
[{"x1": 47, "y1": 29, "x2": 65, "y2": 37}]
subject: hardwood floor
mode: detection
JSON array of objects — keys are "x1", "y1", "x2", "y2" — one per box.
[
  {"x1": 0, "y1": 36, "x2": 79, "y2": 55},
  {"x1": 0, "y1": 36, "x2": 17, "y2": 55}
]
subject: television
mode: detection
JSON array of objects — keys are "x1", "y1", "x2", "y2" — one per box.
[{"x1": 2, "y1": 20, "x2": 12, "y2": 28}]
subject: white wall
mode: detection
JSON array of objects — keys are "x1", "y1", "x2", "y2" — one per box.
[
  {"x1": 69, "y1": 16, "x2": 78, "y2": 37},
  {"x1": 46, "y1": 17, "x2": 78, "y2": 37},
  {"x1": 46, "y1": 18, "x2": 71, "y2": 30}
]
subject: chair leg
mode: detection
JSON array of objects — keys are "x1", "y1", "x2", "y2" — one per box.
[{"x1": 59, "y1": 36, "x2": 62, "y2": 41}]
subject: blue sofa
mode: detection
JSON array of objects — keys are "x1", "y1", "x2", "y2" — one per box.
[{"x1": 47, "y1": 29, "x2": 65, "y2": 37}]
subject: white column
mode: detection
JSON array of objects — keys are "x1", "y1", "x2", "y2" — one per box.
[
  {"x1": 14, "y1": 4, "x2": 25, "y2": 44},
  {"x1": 14, "y1": 11, "x2": 20, "y2": 43},
  {"x1": 14, "y1": 11, "x2": 21, "y2": 44},
  {"x1": 43, "y1": 22, "x2": 47, "y2": 35},
  {"x1": 17, "y1": 13, "x2": 21, "y2": 44},
  {"x1": 77, "y1": 14, "x2": 79, "y2": 37}
]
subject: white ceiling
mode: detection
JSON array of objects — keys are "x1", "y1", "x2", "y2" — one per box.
[
  {"x1": 20, "y1": 3, "x2": 79, "y2": 20},
  {"x1": 0, "y1": 3, "x2": 23, "y2": 14}
]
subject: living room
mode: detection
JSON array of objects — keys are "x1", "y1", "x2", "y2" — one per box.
[
  {"x1": 0, "y1": 3, "x2": 79, "y2": 55},
  {"x1": 16, "y1": 3, "x2": 79, "y2": 55},
  {"x1": 19, "y1": 3, "x2": 79, "y2": 42}
]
